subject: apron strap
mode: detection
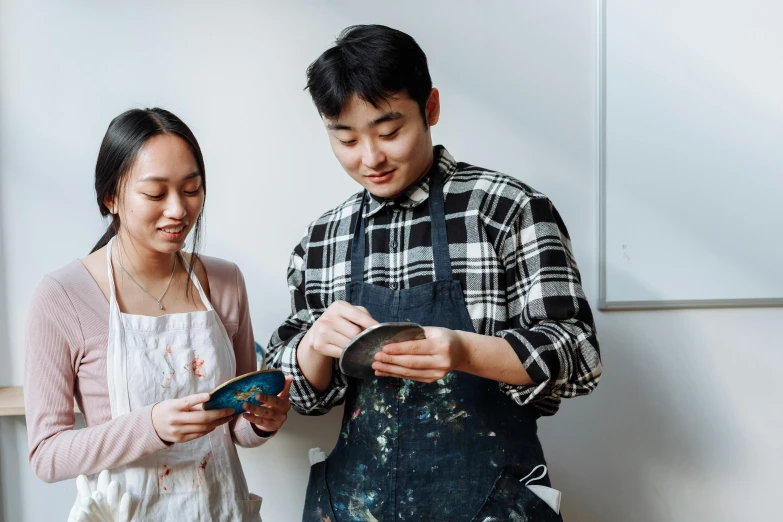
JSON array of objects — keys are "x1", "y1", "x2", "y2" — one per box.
[
  {"x1": 350, "y1": 159, "x2": 454, "y2": 283},
  {"x1": 428, "y1": 165, "x2": 454, "y2": 282},
  {"x1": 106, "y1": 236, "x2": 119, "y2": 306},
  {"x1": 350, "y1": 191, "x2": 369, "y2": 283},
  {"x1": 105, "y1": 236, "x2": 126, "y2": 419}
]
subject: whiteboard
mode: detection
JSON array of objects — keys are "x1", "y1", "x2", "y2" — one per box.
[{"x1": 598, "y1": 0, "x2": 783, "y2": 310}]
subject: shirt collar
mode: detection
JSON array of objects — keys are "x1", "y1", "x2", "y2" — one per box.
[{"x1": 364, "y1": 145, "x2": 456, "y2": 218}]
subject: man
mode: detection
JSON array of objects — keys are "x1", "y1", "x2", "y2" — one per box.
[{"x1": 268, "y1": 24, "x2": 601, "y2": 522}]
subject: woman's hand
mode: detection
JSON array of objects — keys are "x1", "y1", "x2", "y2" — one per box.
[
  {"x1": 151, "y1": 393, "x2": 234, "y2": 444},
  {"x1": 242, "y1": 375, "x2": 293, "y2": 436}
]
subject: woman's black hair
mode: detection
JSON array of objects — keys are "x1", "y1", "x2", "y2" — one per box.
[
  {"x1": 91, "y1": 108, "x2": 206, "y2": 292},
  {"x1": 305, "y1": 25, "x2": 433, "y2": 122}
]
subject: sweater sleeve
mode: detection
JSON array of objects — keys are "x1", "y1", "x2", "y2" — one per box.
[
  {"x1": 225, "y1": 265, "x2": 273, "y2": 447},
  {"x1": 24, "y1": 276, "x2": 168, "y2": 483}
]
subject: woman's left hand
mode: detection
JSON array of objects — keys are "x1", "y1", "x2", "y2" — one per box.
[{"x1": 242, "y1": 375, "x2": 293, "y2": 436}]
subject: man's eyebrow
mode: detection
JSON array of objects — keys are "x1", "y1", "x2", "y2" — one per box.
[
  {"x1": 326, "y1": 122, "x2": 353, "y2": 131},
  {"x1": 369, "y1": 111, "x2": 404, "y2": 128},
  {"x1": 326, "y1": 111, "x2": 405, "y2": 131}
]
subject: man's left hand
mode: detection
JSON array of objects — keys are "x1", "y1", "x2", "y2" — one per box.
[{"x1": 372, "y1": 327, "x2": 466, "y2": 383}]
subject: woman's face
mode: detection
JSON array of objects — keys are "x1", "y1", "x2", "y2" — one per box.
[{"x1": 109, "y1": 133, "x2": 204, "y2": 256}]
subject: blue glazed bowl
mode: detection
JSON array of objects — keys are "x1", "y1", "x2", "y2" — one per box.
[{"x1": 204, "y1": 369, "x2": 285, "y2": 415}]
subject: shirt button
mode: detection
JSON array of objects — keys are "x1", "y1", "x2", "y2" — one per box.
[
  {"x1": 390, "y1": 282, "x2": 398, "y2": 290},
  {"x1": 390, "y1": 240, "x2": 398, "y2": 249}
]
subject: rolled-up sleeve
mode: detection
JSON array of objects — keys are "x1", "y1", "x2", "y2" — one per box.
[
  {"x1": 494, "y1": 196, "x2": 602, "y2": 415},
  {"x1": 267, "y1": 232, "x2": 348, "y2": 415}
]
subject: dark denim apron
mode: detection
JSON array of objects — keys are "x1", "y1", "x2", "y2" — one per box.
[{"x1": 303, "y1": 165, "x2": 563, "y2": 522}]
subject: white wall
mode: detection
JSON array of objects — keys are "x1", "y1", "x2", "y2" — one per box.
[{"x1": 0, "y1": 1, "x2": 779, "y2": 521}]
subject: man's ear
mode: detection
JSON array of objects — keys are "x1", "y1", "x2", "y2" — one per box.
[{"x1": 425, "y1": 88, "x2": 441, "y2": 127}]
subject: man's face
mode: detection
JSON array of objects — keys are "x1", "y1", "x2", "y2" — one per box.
[{"x1": 324, "y1": 89, "x2": 440, "y2": 199}]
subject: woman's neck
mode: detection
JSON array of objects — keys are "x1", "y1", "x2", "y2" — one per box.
[{"x1": 113, "y1": 233, "x2": 179, "y2": 281}]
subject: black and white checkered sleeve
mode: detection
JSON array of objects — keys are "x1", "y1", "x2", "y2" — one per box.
[
  {"x1": 494, "y1": 196, "x2": 602, "y2": 415},
  {"x1": 266, "y1": 233, "x2": 348, "y2": 416}
]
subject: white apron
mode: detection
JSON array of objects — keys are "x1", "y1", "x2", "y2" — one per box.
[{"x1": 105, "y1": 238, "x2": 262, "y2": 521}]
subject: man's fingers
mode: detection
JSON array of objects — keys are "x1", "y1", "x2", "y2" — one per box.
[
  {"x1": 322, "y1": 329, "x2": 354, "y2": 351},
  {"x1": 341, "y1": 304, "x2": 378, "y2": 330},
  {"x1": 374, "y1": 354, "x2": 434, "y2": 369},
  {"x1": 382, "y1": 340, "x2": 432, "y2": 356},
  {"x1": 315, "y1": 343, "x2": 344, "y2": 359},
  {"x1": 373, "y1": 365, "x2": 441, "y2": 382}
]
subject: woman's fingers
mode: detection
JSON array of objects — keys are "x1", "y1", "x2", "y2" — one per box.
[
  {"x1": 253, "y1": 392, "x2": 291, "y2": 413},
  {"x1": 177, "y1": 393, "x2": 211, "y2": 411},
  {"x1": 175, "y1": 407, "x2": 234, "y2": 425},
  {"x1": 177, "y1": 413, "x2": 233, "y2": 434}
]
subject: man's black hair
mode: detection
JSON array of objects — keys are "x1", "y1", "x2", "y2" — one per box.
[{"x1": 305, "y1": 25, "x2": 433, "y2": 122}]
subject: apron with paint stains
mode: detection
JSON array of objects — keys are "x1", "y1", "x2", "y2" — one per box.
[
  {"x1": 302, "y1": 166, "x2": 564, "y2": 522},
  {"x1": 105, "y1": 237, "x2": 263, "y2": 521}
]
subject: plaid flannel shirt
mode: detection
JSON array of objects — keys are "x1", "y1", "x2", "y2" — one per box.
[{"x1": 267, "y1": 146, "x2": 601, "y2": 416}]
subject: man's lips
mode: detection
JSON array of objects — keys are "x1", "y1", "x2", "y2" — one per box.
[{"x1": 365, "y1": 169, "x2": 396, "y2": 182}]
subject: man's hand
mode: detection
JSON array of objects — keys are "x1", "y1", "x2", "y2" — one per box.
[
  {"x1": 297, "y1": 300, "x2": 378, "y2": 392},
  {"x1": 301, "y1": 300, "x2": 378, "y2": 360},
  {"x1": 371, "y1": 326, "x2": 467, "y2": 383}
]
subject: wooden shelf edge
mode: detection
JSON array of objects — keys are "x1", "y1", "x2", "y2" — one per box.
[{"x1": 0, "y1": 386, "x2": 81, "y2": 417}]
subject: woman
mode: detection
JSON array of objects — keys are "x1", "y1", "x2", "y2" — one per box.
[{"x1": 24, "y1": 108, "x2": 290, "y2": 521}]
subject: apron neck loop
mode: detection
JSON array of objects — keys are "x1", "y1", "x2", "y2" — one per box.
[
  {"x1": 519, "y1": 464, "x2": 548, "y2": 486},
  {"x1": 350, "y1": 160, "x2": 453, "y2": 283}
]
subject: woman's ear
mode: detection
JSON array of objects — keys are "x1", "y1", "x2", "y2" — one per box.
[{"x1": 103, "y1": 193, "x2": 116, "y2": 215}]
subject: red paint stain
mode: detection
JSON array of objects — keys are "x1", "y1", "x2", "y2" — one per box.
[
  {"x1": 162, "y1": 347, "x2": 176, "y2": 388},
  {"x1": 158, "y1": 464, "x2": 171, "y2": 492},
  {"x1": 187, "y1": 353, "x2": 205, "y2": 377},
  {"x1": 200, "y1": 451, "x2": 212, "y2": 471},
  {"x1": 352, "y1": 408, "x2": 361, "y2": 419},
  {"x1": 193, "y1": 451, "x2": 213, "y2": 488}
]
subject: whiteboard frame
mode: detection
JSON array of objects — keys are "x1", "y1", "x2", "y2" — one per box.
[{"x1": 596, "y1": 0, "x2": 783, "y2": 311}]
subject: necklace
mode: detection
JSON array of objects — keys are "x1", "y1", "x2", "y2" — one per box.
[{"x1": 116, "y1": 253, "x2": 177, "y2": 310}]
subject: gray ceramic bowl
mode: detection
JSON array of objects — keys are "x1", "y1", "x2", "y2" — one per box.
[{"x1": 339, "y1": 322, "x2": 426, "y2": 379}]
